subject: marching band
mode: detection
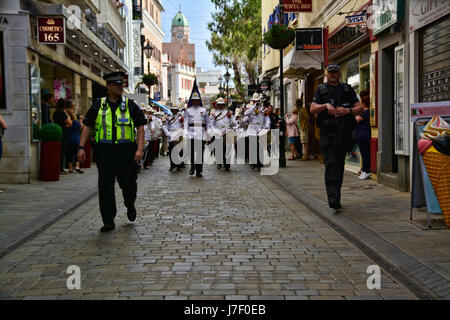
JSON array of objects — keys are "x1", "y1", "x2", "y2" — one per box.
[{"x1": 138, "y1": 83, "x2": 274, "y2": 177}]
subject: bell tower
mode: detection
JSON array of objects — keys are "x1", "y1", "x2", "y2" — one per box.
[{"x1": 171, "y1": 10, "x2": 190, "y2": 43}]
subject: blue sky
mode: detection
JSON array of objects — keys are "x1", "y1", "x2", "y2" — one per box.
[{"x1": 161, "y1": 0, "x2": 226, "y2": 74}]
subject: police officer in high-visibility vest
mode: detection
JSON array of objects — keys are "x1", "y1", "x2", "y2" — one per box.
[
  {"x1": 78, "y1": 72, "x2": 147, "y2": 232},
  {"x1": 310, "y1": 64, "x2": 364, "y2": 210}
]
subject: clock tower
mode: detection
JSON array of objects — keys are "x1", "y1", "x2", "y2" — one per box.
[
  {"x1": 163, "y1": 10, "x2": 195, "y2": 65},
  {"x1": 171, "y1": 11, "x2": 190, "y2": 43}
]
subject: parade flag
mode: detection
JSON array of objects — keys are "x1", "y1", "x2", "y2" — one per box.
[{"x1": 188, "y1": 78, "x2": 203, "y2": 107}]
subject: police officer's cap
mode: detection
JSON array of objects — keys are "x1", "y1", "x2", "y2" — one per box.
[
  {"x1": 326, "y1": 64, "x2": 341, "y2": 72},
  {"x1": 103, "y1": 71, "x2": 125, "y2": 84}
]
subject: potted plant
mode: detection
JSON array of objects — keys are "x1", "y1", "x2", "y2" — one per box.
[
  {"x1": 143, "y1": 73, "x2": 159, "y2": 87},
  {"x1": 39, "y1": 123, "x2": 63, "y2": 181},
  {"x1": 263, "y1": 24, "x2": 295, "y2": 50}
]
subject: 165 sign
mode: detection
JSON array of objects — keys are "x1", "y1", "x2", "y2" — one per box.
[{"x1": 37, "y1": 17, "x2": 65, "y2": 44}]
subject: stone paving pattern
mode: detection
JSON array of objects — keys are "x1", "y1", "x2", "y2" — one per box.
[
  {"x1": 0, "y1": 158, "x2": 416, "y2": 300},
  {"x1": 275, "y1": 160, "x2": 450, "y2": 286}
]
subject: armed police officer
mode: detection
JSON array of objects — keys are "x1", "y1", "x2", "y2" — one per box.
[
  {"x1": 78, "y1": 72, "x2": 147, "y2": 232},
  {"x1": 310, "y1": 64, "x2": 364, "y2": 210}
]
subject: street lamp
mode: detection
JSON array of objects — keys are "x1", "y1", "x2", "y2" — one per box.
[
  {"x1": 278, "y1": 1, "x2": 286, "y2": 168},
  {"x1": 143, "y1": 41, "x2": 153, "y2": 97},
  {"x1": 143, "y1": 42, "x2": 153, "y2": 74},
  {"x1": 224, "y1": 70, "x2": 231, "y2": 109}
]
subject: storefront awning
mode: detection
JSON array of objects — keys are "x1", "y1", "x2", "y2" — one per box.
[{"x1": 278, "y1": 49, "x2": 324, "y2": 79}]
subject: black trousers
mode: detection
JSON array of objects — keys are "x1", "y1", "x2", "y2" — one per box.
[
  {"x1": 168, "y1": 141, "x2": 182, "y2": 168},
  {"x1": 94, "y1": 143, "x2": 138, "y2": 225},
  {"x1": 189, "y1": 139, "x2": 205, "y2": 173},
  {"x1": 216, "y1": 137, "x2": 231, "y2": 169},
  {"x1": 358, "y1": 136, "x2": 371, "y2": 173},
  {"x1": 248, "y1": 135, "x2": 263, "y2": 167},
  {"x1": 320, "y1": 134, "x2": 347, "y2": 202}
]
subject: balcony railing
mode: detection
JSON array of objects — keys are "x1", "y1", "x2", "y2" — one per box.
[{"x1": 97, "y1": 0, "x2": 126, "y2": 47}]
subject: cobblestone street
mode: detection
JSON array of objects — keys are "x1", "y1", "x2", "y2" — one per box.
[{"x1": 0, "y1": 158, "x2": 416, "y2": 300}]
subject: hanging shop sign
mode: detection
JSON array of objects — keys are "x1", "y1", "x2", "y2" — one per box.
[
  {"x1": 371, "y1": 0, "x2": 398, "y2": 35},
  {"x1": 345, "y1": 13, "x2": 367, "y2": 26},
  {"x1": 328, "y1": 26, "x2": 366, "y2": 56},
  {"x1": 37, "y1": 17, "x2": 65, "y2": 44},
  {"x1": 132, "y1": 21, "x2": 142, "y2": 76},
  {"x1": 295, "y1": 28, "x2": 323, "y2": 51},
  {"x1": 282, "y1": 0, "x2": 312, "y2": 13},
  {"x1": 260, "y1": 80, "x2": 271, "y2": 91},
  {"x1": 409, "y1": 0, "x2": 450, "y2": 32}
]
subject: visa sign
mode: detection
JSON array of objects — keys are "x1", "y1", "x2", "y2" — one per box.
[{"x1": 345, "y1": 14, "x2": 367, "y2": 26}]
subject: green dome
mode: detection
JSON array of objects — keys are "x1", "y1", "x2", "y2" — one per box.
[{"x1": 172, "y1": 11, "x2": 188, "y2": 27}]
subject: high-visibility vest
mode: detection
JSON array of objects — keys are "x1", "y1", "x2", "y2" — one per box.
[{"x1": 95, "y1": 97, "x2": 135, "y2": 144}]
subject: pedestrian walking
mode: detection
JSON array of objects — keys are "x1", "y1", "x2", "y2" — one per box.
[
  {"x1": 243, "y1": 93, "x2": 271, "y2": 170},
  {"x1": 78, "y1": 71, "x2": 146, "y2": 232},
  {"x1": 356, "y1": 91, "x2": 371, "y2": 180},
  {"x1": 66, "y1": 107, "x2": 83, "y2": 173},
  {"x1": 162, "y1": 105, "x2": 184, "y2": 171},
  {"x1": 286, "y1": 108, "x2": 301, "y2": 160},
  {"x1": 209, "y1": 97, "x2": 234, "y2": 171},
  {"x1": 298, "y1": 98, "x2": 312, "y2": 161},
  {"x1": 160, "y1": 112, "x2": 169, "y2": 157},
  {"x1": 0, "y1": 115, "x2": 7, "y2": 193},
  {"x1": 52, "y1": 98, "x2": 72, "y2": 175},
  {"x1": 184, "y1": 80, "x2": 210, "y2": 177},
  {"x1": 267, "y1": 105, "x2": 280, "y2": 130},
  {"x1": 310, "y1": 63, "x2": 364, "y2": 209},
  {"x1": 142, "y1": 106, "x2": 154, "y2": 169},
  {"x1": 150, "y1": 111, "x2": 163, "y2": 163}
]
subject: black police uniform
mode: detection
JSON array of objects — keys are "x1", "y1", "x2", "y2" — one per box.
[
  {"x1": 313, "y1": 82, "x2": 359, "y2": 207},
  {"x1": 83, "y1": 95, "x2": 146, "y2": 227}
]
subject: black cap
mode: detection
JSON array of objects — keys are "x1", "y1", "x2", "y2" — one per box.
[
  {"x1": 326, "y1": 63, "x2": 340, "y2": 72},
  {"x1": 103, "y1": 71, "x2": 125, "y2": 84}
]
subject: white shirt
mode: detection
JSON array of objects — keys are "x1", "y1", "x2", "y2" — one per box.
[
  {"x1": 149, "y1": 116, "x2": 163, "y2": 141},
  {"x1": 209, "y1": 109, "x2": 234, "y2": 137},
  {"x1": 243, "y1": 103, "x2": 270, "y2": 136},
  {"x1": 183, "y1": 106, "x2": 211, "y2": 140},
  {"x1": 162, "y1": 114, "x2": 183, "y2": 142}
]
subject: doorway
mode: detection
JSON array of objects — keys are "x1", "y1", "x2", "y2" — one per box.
[{"x1": 381, "y1": 45, "x2": 398, "y2": 174}]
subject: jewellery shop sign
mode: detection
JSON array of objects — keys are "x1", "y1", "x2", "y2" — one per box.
[{"x1": 37, "y1": 17, "x2": 66, "y2": 44}]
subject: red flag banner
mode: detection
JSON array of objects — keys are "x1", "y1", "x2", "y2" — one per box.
[{"x1": 283, "y1": 0, "x2": 312, "y2": 13}]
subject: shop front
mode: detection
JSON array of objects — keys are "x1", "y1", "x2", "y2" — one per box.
[
  {"x1": 408, "y1": 1, "x2": 450, "y2": 193},
  {"x1": 0, "y1": 0, "x2": 129, "y2": 183},
  {"x1": 373, "y1": 0, "x2": 410, "y2": 191}
]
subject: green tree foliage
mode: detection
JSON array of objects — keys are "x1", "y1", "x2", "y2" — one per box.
[{"x1": 206, "y1": 0, "x2": 262, "y2": 99}]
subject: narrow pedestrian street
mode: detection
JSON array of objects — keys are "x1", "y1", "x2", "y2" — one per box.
[{"x1": 0, "y1": 158, "x2": 416, "y2": 300}]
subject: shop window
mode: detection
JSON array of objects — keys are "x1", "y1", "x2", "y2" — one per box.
[
  {"x1": 0, "y1": 32, "x2": 5, "y2": 109},
  {"x1": 29, "y1": 64, "x2": 41, "y2": 141},
  {"x1": 361, "y1": 47, "x2": 370, "y2": 65},
  {"x1": 343, "y1": 54, "x2": 360, "y2": 93}
]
